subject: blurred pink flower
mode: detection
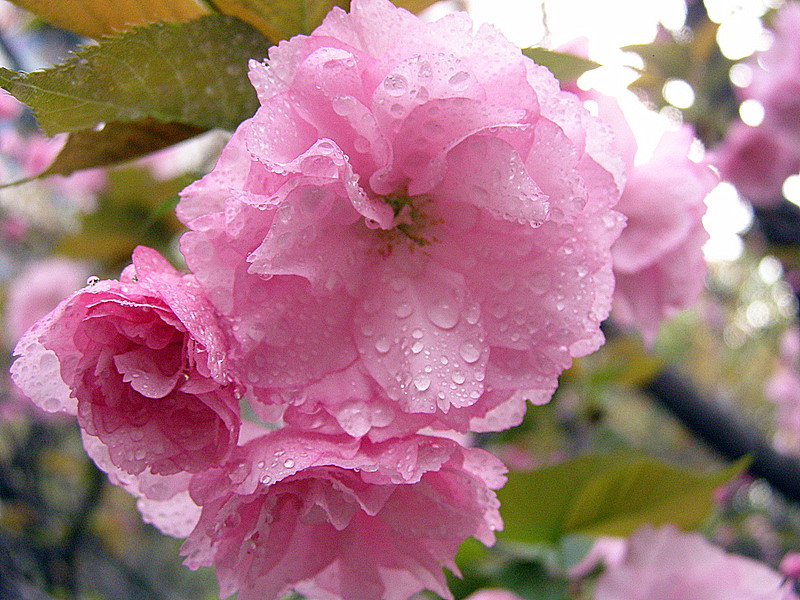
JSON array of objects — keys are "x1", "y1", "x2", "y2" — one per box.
[
  {"x1": 11, "y1": 246, "x2": 240, "y2": 477},
  {"x1": 0, "y1": 89, "x2": 23, "y2": 121},
  {"x1": 713, "y1": 121, "x2": 800, "y2": 206},
  {"x1": 743, "y1": 3, "x2": 800, "y2": 138},
  {"x1": 612, "y1": 127, "x2": 716, "y2": 344},
  {"x1": 0, "y1": 130, "x2": 106, "y2": 213},
  {"x1": 4, "y1": 256, "x2": 91, "y2": 346},
  {"x1": 568, "y1": 535, "x2": 627, "y2": 580},
  {"x1": 464, "y1": 590, "x2": 525, "y2": 600},
  {"x1": 780, "y1": 552, "x2": 800, "y2": 580},
  {"x1": 181, "y1": 429, "x2": 505, "y2": 600},
  {"x1": 178, "y1": 0, "x2": 624, "y2": 434},
  {"x1": 594, "y1": 525, "x2": 798, "y2": 600}
]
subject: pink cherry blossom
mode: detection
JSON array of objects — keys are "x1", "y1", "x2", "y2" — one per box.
[
  {"x1": 11, "y1": 246, "x2": 240, "y2": 477},
  {"x1": 178, "y1": 0, "x2": 625, "y2": 434},
  {"x1": 4, "y1": 256, "x2": 91, "y2": 346},
  {"x1": 742, "y1": 3, "x2": 800, "y2": 139},
  {"x1": 713, "y1": 121, "x2": 800, "y2": 206},
  {"x1": 612, "y1": 126, "x2": 716, "y2": 344},
  {"x1": 181, "y1": 429, "x2": 506, "y2": 600},
  {"x1": 594, "y1": 525, "x2": 799, "y2": 600}
]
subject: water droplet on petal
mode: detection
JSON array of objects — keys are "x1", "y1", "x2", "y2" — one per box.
[
  {"x1": 426, "y1": 299, "x2": 460, "y2": 330},
  {"x1": 383, "y1": 73, "x2": 408, "y2": 96},
  {"x1": 451, "y1": 372, "x2": 466, "y2": 385},
  {"x1": 283, "y1": 458, "x2": 295, "y2": 469},
  {"x1": 395, "y1": 303, "x2": 413, "y2": 318},
  {"x1": 332, "y1": 95, "x2": 356, "y2": 116},
  {"x1": 413, "y1": 374, "x2": 431, "y2": 391},
  {"x1": 448, "y1": 71, "x2": 470, "y2": 89},
  {"x1": 375, "y1": 336, "x2": 392, "y2": 354},
  {"x1": 86, "y1": 276, "x2": 100, "y2": 286},
  {"x1": 411, "y1": 340, "x2": 424, "y2": 354},
  {"x1": 459, "y1": 341, "x2": 481, "y2": 364}
]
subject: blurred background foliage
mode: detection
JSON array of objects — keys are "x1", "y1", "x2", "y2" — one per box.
[{"x1": 2, "y1": 0, "x2": 800, "y2": 599}]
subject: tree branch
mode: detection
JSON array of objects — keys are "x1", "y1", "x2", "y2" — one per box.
[{"x1": 644, "y1": 367, "x2": 800, "y2": 502}]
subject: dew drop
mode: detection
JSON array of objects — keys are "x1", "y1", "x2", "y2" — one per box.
[
  {"x1": 426, "y1": 299, "x2": 459, "y2": 330},
  {"x1": 459, "y1": 341, "x2": 481, "y2": 364},
  {"x1": 394, "y1": 303, "x2": 413, "y2": 318},
  {"x1": 448, "y1": 71, "x2": 470, "y2": 89},
  {"x1": 41, "y1": 397, "x2": 61, "y2": 411},
  {"x1": 86, "y1": 276, "x2": 100, "y2": 286},
  {"x1": 451, "y1": 372, "x2": 466, "y2": 385},
  {"x1": 283, "y1": 458, "x2": 295, "y2": 469},
  {"x1": 411, "y1": 340, "x2": 424, "y2": 354},
  {"x1": 332, "y1": 95, "x2": 356, "y2": 116},
  {"x1": 411, "y1": 328, "x2": 424, "y2": 340},
  {"x1": 375, "y1": 336, "x2": 392, "y2": 354},
  {"x1": 383, "y1": 73, "x2": 408, "y2": 96},
  {"x1": 413, "y1": 374, "x2": 431, "y2": 391},
  {"x1": 418, "y1": 60, "x2": 433, "y2": 79},
  {"x1": 390, "y1": 103, "x2": 405, "y2": 118}
]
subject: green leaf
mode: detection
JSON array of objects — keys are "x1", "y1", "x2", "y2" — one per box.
[
  {"x1": 498, "y1": 453, "x2": 748, "y2": 545},
  {"x1": 500, "y1": 562, "x2": 570, "y2": 600},
  {"x1": 40, "y1": 120, "x2": 205, "y2": 177},
  {"x1": 522, "y1": 48, "x2": 599, "y2": 84},
  {"x1": 392, "y1": 0, "x2": 440, "y2": 13},
  {"x1": 9, "y1": 0, "x2": 209, "y2": 39},
  {"x1": 208, "y1": 0, "x2": 443, "y2": 43},
  {"x1": 0, "y1": 15, "x2": 270, "y2": 136},
  {"x1": 208, "y1": 0, "x2": 348, "y2": 40}
]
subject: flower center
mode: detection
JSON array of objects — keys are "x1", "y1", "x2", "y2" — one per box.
[{"x1": 380, "y1": 188, "x2": 438, "y2": 249}]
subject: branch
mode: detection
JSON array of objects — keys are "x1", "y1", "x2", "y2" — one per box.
[{"x1": 644, "y1": 367, "x2": 800, "y2": 502}]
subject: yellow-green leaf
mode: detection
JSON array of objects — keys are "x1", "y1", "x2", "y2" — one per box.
[
  {"x1": 498, "y1": 453, "x2": 748, "y2": 545},
  {"x1": 523, "y1": 47, "x2": 600, "y2": 84},
  {"x1": 208, "y1": 0, "x2": 348, "y2": 41},
  {"x1": 9, "y1": 0, "x2": 208, "y2": 39},
  {"x1": 207, "y1": 0, "x2": 441, "y2": 43}
]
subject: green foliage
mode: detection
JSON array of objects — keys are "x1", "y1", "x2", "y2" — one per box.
[
  {"x1": 41, "y1": 120, "x2": 205, "y2": 177},
  {"x1": 623, "y1": 18, "x2": 737, "y2": 146},
  {"x1": 498, "y1": 453, "x2": 748, "y2": 545},
  {"x1": 0, "y1": 14, "x2": 269, "y2": 136},
  {"x1": 522, "y1": 48, "x2": 599, "y2": 84},
  {"x1": 8, "y1": 0, "x2": 208, "y2": 38},
  {"x1": 206, "y1": 0, "x2": 441, "y2": 41},
  {"x1": 56, "y1": 164, "x2": 194, "y2": 267},
  {"x1": 207, "y1": 0, "x2": 349, "y2": 40}
]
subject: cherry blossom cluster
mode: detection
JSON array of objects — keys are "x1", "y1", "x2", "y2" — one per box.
[
  {"x1": 714, "y1": 3, "x2": 800, "y2": 206},
  {"x1": 9, "y1": 0, "x2": 717, "y2": 598}
]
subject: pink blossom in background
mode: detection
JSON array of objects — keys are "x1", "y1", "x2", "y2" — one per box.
[
  {"x1": 766, "y1": 328, "x2": 800, "y2": 455},
  {"x1": 178, "y1": 0, "x2": 625, "y2": 435},
  {"x1": 0, "y1": 89, "x2": 23, "y2": 121},
  {"x1": 781, "y1": 552, "x2": 800, "y2": 580},
  {"x1": 713, "y1": 2, "x2": 800, "y2": 206},
  {"x1": 742, "y1": 3, "x2": 800, "y2": 138},
  {"x1": 713, "y1": 121, "x2": 800, "y2": 207},
  {"x1": 11, "y1": 246, "x2": 240, "y2": 477},
  {"x1": 181, "y1": 429, "x2": 505, "y2": 600},
  {"x1": 567, "y1": 535, "x2": 627, "y2": 580},
  {"x1": 593, "y1": 525, "x2": 799, "y2": 600},
  {"x1": 0, "y1": 130, "x2": 106, "y2": 214},
  {"x1": 4, "y1": 256, "x2": 91, "y2": 346},
  {"x1": 464, "y1": 590, "x2": 525, "y2": 600},
  {"x1": 612, "y1": 126, "x2": 716, "y2": 344}
]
